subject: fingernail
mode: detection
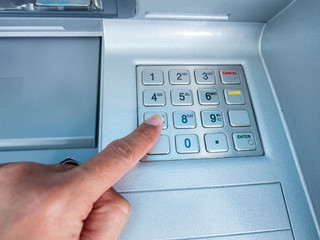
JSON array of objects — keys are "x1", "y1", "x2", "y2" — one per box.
[{"x1": 144, "y1": 114, "x2": 164, "y2": 127}]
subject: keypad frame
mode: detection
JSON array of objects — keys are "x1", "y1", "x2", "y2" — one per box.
[{"x1": 137, "y1": 65, "x2": 263, "y2": 161}]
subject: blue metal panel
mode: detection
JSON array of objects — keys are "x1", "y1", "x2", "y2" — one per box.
[
  {"x1": 102, "y1": 19, "x2": 319, "y2": 239},
  {"x1": 261, "y1": 0, "x2": 320, "y2": 230}
]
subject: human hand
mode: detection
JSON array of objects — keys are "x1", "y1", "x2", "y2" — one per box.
[{"x1": 0, "y1": 115, "x2": 163, "y2": 240}]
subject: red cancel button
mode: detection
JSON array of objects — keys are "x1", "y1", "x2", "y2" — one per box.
[
  {"x1": 222, "y1": 71, "x2": 238, "y2": 75},
  {"x1": 220, "y1": 70, "x2": 241, "y2": 84}
]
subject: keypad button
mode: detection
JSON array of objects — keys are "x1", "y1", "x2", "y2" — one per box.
[
  {"x1": 143, "y1": 90, "x2": 166, "y2": 106},
  {"x1": 144, "y1": 112, "x2": 168, "y2": 129},
  {"x1": 198, "y1": 89, "x2": 219, "y2": 105},
  {"x1": 173, "y1": 111, "x2": 196, "y2": 128},
  {"x1": 175, "y1": 134, "x2": 200, "y2": 154},
  {"x1": 204, "y1": 134, "x2": 229, "y2": 152},
  {"x1": 169, "y1": 69, "x2": 190, "y2": 85},
  {"x1": 195, "y1": 69, "x2": 216, "y2": 84},
  {"x1": 201, "y1": 111, "x2": 224, "y2": 128},
  {"x1": 171, "y1": 90, "x2": 193, "y2": 106},
  {"x1": 224, "y1": 89, "x2": 245, "y2": 105},
  {"x1": 148, "y1": 135, "x2": 170, "y2": 155},
  {"x1": 228, "y1": 110, "x2": 251, "y2": 127},
  {"x1": 220, "y1": 70, "x2": 241, "y2": 84},
  {"x1": 233, "y1": 133, "x2": 256, "y2": 151},
  {"x1": 142, "y1": 69, "x2": 164, "y2": 85}
]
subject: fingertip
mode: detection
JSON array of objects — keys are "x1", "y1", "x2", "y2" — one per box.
[{"x1": 143, "y1": 114, "x2": 164, "y2": 127}]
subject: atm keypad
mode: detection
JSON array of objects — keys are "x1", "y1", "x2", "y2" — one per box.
[{"x1": 137, "y1": 65, "x2": 263, "y2": 161}]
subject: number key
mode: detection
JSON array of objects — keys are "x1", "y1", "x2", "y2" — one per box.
[
  {"x1": 143, "y1": 90, "x2": 166, "y2": 106},
  {"x1": 201, "y1": 110, "x2": 224, "y2": 127},
  {"x1": 169, "y1": 69, "x2": 190, "y2": 85},
  {"x1": 195, "y1": 69, "x2": 216, "y2": 84},
  {"x1": 142, "y1": 69, "x2": 164, "y2": 85},
  {"x1": 171, "y1": 90, "x2": 193, "y2": 106},
  {"x1": 144, "y1": 112, "x2": 168, "y2": 129},
  {"x1": 198, "y1": 89, "x2": 219, "y2": 105},
  {"x1": 173, "y1": 111, "x2": 196, "y2": 128},
  {"x1": 175, "y1": 134, "x2": 200, "y2": 153}
]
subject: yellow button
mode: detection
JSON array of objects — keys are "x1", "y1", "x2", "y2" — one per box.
[{"x1": 228, "y1": 90, "x2": 241, "y2": 95}]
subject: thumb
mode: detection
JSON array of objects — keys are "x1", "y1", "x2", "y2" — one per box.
[
  {"x1": 80, "y1": 188, "x2": 130, "y2": 240},
  {"x1": 71, "y1": 115, "x2": 163, "y2": 202}
]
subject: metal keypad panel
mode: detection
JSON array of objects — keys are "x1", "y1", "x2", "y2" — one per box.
[{"x1": 137, "y1": 65, "x2": 263, "y2": 161}]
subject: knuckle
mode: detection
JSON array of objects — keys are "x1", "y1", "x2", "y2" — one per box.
[
  {"x1": 111, "y1": 194, "x2": 131, "y2": 216},
  {"x1": 108, "y1": 139, "x2": 135, "y2": 160},
  {"x1": 120, "y1": 198, "x2": 131, "y2": 216}
]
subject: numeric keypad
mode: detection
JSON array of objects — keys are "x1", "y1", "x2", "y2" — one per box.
[{"x1": 137, "y1": 65, "x2": 263, "y2": 161}]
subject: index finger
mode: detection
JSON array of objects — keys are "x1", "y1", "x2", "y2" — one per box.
[{"x1": 71, "y1": 115, "x2": 163, "y2": 201}]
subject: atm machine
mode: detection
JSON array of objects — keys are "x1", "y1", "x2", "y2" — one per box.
[{"x1": 0, "y1": 0, "x2": 319, "y2": 239}]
